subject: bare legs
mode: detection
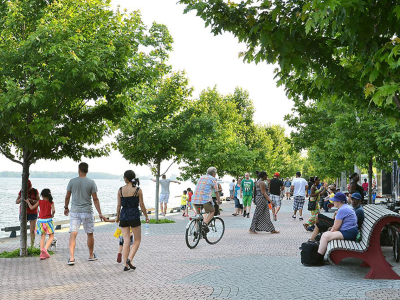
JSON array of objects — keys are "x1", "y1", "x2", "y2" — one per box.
[
  {"x1": 121, "y1": 226, "x2": 142, "y2": 268},
  {"x1": 29, "y1": 219, "x2": 36, "y2": 247},
  {"x1": 318, "y1": 231, "x2": 344, "y2": 255},
  {"x1": 40, "y1": 233, "x2": 54, "y2": 250},
  {"x1": 87, "y1": 233, "x2": 94, "y2": 258},
  {"x1": 69, "y1": 231, "x2": 78, "y2": 262},
  {"x1": 159, "y1": 202, "x2": 167, "y2": 215}
]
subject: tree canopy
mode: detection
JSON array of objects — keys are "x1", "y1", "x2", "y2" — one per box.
[
  {"x1": 179, "y1": 0, "x2": 400, "y2": 117},
  {"x1": 0, "y1": 0, "x2": 172, "y2": 255}
]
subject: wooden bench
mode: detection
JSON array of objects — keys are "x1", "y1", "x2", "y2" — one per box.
[
  {"x1": 326, "y1": 204, "x2": 400, "y2": 279},
  {"x1": 1, "y1": 213, "x2": 117, "y2": 238}
]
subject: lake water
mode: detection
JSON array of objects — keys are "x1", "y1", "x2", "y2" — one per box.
[{"x1": 0, "y1": 178, "x2": 231, "y2": 238}]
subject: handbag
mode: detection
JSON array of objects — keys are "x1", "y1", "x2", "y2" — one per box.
[{"x1": 307, "y1": 198, "x2": 317, "y2": 211}]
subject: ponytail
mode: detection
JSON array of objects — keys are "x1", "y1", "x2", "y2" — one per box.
[
  {"x1": 40, "y1": 189, "x2": 53, "y2": 203},
  {"x1": 124, "y1": 170, "x2": 140, "y2": 187}
]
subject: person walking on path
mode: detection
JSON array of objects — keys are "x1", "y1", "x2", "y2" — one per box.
[
  {"x1": 152, "y1": 175, "x2": 181, "y2": 216},
  {"x1": 249, "y1": 171, "x2": 279, "y2": 234},
  {"x1": 25, "y1": 188, "x2": 55, "y2": 260},
  {"x1": 362, "y1": 179, "x2": 368, "y2": 197},
  {"x1": 116, "y1": 170, "x2": 149, "y2": 271},
  {"x1": 269, "y1": 172, "x2": 284, "y2": 221},
  {"x1": 291, "y1": 171, "x2": 308, "y2": 221},
  {"x1": 16, "y1": 179, "x2": 39, "y2": 247},
  {"x1": 241, "y1": 173, "x2": 254, "y2": 218},
  {"x1": 304, "y1": 177, "x2": 327, "y2": 231},
  {"x1": 232, "y1": 178, "x2": 243, "y2": 216},
  {"x1": 229, "y1": 179, "x2": 236, "y2": 201},
  {"x1": 283, "y1": 177, "x2": 292, "y2": 200},
  {"x1": 192, "y1": 167, "x2": 220, "y2": 231},
  {"x1": 64, "y1": 162, "x2": 104, "y2": 266}
]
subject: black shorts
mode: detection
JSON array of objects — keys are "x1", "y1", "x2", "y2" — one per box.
[
  {"x1": 316, "y1": 214, "x2": 334, "y2": 232},
  {"x1": 119, "y1": 219, "x2": 141, "y2": 228}
]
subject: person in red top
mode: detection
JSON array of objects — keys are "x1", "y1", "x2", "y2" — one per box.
[
  {"x1": 15, "y1": 179, "x2": 40, "y2": 247},
  {"x1": 26, "y1": 189, "x2": 55, "y2": 260},
  {"x1": 187, "y1": 187, "x2": 195, "y2": 216},
  {"x1": 362, "y1": 179, "x2": 369, "y2": 197}
]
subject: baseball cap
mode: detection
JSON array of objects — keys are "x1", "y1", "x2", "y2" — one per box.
[
  {"x1": 274, "y1": 172, "x2": 280, "y2": 177},
  {"x1": 329, "y1": 192, "x2": 347, "y2": 202},
  {"x1": 350, "y1": 192, "x2": 362, "y2": 201}
]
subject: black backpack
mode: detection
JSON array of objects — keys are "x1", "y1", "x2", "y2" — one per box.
[{"x1": 300, "y1": 241, "x2": 319, "y2": 266}]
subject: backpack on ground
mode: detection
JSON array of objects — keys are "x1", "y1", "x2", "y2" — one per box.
[{"x1": 300, "y1": 241, "x2": 319, "y2": 266}]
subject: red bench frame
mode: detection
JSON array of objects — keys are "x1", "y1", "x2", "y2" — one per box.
[{"x1": 329, "y1": 215, "x2": 400, "y2": 280}]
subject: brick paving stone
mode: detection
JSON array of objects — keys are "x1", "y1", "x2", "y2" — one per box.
[{"x1": 0, "y1": 199, "x2": 399, "y2": 300}]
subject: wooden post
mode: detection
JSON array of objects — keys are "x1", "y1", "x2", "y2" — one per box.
[{"x1": 155, "y1": 161, "x2": 160, "y2": 222}]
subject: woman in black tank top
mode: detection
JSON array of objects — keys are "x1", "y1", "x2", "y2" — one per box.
[{"x1": 116, "y1": 170, "x2": 149, "y2": 271}]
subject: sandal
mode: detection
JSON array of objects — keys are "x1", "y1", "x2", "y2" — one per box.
[
  {"x1": 67, "y1": 259, "x2": 75, "y2": 266},
  {"x1": 232, "y1": 213, "x2": 237, "y2": 216},
  {"x1": 303, "y1": 223, "x2": 309, "y2": 231},
  {"x1": 249, "y1": 229, "x2": 258, "y2": 234},
  {"x1": 126, "y1": 259, "x2": 136, "y2": 270},
  {"x1": 271, "y1": 230, "x2": 280, "y2": 234}
]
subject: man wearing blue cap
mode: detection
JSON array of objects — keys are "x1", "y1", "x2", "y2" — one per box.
[{"x1": 350, "y1": 192, "x2": 364, "y2": 230}]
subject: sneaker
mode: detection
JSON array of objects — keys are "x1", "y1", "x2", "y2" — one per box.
[
  {"x1": 88, "y1": 253, "x2": 98, "y2": 261},
  {"x1": 67, "y1": 259, "x2": 75, "y2": 266},
  {"x1": 117, "y1": 253, "x2": 122, "y2": 263},
  {"x1": 292, "y1": 215, "x2": 296, "y2": 219},
  {"x1": 247, "y1": 213, "x2": 250, "y2": 218},
  {"x1": 43, "y1": 248, "x2": 51, "y2": 259},
  {"x1": 243, "y1": 211, "x2": 247, "y2": 217},
  {"x1": 202, "y1": 224, "x2": 210, "y2": 234},
  {"x1": 299, "y1": 217, "x2": 304, "y2": 221},
  {"x1": 40, "y1": 249, "x2": 46, "y2": 260}
]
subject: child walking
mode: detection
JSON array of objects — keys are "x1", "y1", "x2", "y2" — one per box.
[
  {"x1": 181, "y1": 190, "x2": 188, "y2": 217},
  {"x1": 104, "y1": 217, "x2": 134, "y2": 263},
  {"x1": 25, "y1": 189, "x2": 55, "y2": 260}
]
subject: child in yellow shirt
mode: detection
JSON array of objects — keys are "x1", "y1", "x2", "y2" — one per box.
[{"x1": 181, "y1": 190, "x2": 189, "y2": 217}]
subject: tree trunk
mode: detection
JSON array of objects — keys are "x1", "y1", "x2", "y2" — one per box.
[
  {"x1": 155, "y1": 161, "x2": 160, "y2": 221},
  {"x1": 20, "y1": 149, "x2": 30, "y2": 257},
  {"x1": 368, "y1": 159, "x2": 373, "y2": 205}
]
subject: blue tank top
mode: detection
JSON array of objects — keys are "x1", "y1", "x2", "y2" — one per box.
[{"x1": 120, "y1": 187, "x2": 141, "y2": 221}]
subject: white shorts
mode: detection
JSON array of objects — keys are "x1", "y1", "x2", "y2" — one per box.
[
  {"x1": 284, "y1": 187, "x2": 291, "y2": 193},
  {"x1": 70, "y1": 212, "x2": 95, "y2": 234},
  {"x1": 160, "y1": 193, "x2": 170, "y2": 203}
]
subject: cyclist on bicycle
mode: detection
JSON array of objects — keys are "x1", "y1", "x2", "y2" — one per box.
[{"x1": 192, "y1": 167, "x2": 221, "y2": 232}]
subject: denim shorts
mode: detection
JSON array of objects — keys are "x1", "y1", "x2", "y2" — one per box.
[
  {"x1": 70, "y1": 212, "x2": 95, "y2": 233},
  {"x1": 340, "y1": 227, "x2": 358, "y2": 241}
]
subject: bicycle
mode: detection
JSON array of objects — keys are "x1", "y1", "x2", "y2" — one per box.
[{"x1": 185, "y1": 205, "x2": 225, "y2": 249}]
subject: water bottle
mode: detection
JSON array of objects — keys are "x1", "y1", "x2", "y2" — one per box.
[{"x1": 144, "y1": 223, "x2": 150, "y2": 235}]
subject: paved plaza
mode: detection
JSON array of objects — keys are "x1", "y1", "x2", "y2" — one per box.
[{"x1": 1, "y1": 200, "x2": 400, "y2": 300}]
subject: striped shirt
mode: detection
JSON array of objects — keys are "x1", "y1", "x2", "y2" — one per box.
[{"x1": 192, "y1": 174, "x2": 218, "y2": 205}]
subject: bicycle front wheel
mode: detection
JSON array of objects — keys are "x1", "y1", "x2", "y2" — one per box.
[
  {"x1": 205, "y1": 217, "x2": 225, "y2": 245},
  {"x1": 185, "y1": 219, "x2": 201, "y2": 249}
]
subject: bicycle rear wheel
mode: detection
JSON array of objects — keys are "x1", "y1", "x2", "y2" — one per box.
[
  {"x1": 205, "y1": 217, "x2": 225, "y2": 245},
  {"x1": 185, "y1": 219, "x2": 201, "y2": 249}
]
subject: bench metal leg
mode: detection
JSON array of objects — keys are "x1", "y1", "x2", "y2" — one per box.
[{"x1": 10, "y1": 231, "x2": 17, "y2": 238}]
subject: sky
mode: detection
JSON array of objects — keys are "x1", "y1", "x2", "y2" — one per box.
[{"x1": 0, "y1": 0, "x2": 294, "y2": 177}]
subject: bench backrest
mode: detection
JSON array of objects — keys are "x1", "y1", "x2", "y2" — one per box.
[{"x1": 356, "y1": 205, "x2": 399, "y2": 248}]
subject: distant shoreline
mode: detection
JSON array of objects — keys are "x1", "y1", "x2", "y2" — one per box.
[{"x1": 0, "y1": 171, "x2": 154, "y2": 180}]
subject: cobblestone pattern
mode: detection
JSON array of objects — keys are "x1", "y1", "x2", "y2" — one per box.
[{"x1": 0, "y1": 199, "x2": 399, "y2": 300}]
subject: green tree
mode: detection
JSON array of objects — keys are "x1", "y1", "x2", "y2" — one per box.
[
  {"x1": 179, "y1": 87, "x2": 256, "y2": 181},
  {"x1": 0, "y1": 0, "x2": 172, "y2": 255},
  {"x1": 179, "y1": 0, "x2": 400, "y2": 116},
  {"x1": 117, "y1": 71, "x2": 193, "y2": 220}
]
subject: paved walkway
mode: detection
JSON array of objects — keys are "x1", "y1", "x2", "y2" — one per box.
[{"x1": 1, "y1": 199, "x2": 400, "y2": 300}]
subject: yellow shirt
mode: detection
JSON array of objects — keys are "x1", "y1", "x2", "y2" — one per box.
[{"x1": 181, "y1": 194, "x2": 188, "y2": 206}]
